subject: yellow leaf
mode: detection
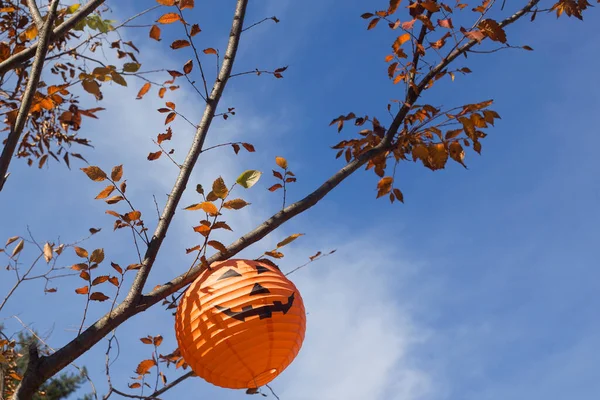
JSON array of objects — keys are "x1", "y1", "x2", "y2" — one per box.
[
  {"x1": 275, "y1": 156, "x2": 288, "y2": 169},
  {"x1": 236, "y1": 170, "x2": 262, "y2": 189},
  {"x1": 276, "y1": 233, "x2": 304, "y2": 248}
]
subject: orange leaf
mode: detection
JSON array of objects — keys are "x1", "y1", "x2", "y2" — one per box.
[
  {"x1": 367, "y1": 18, "x2": 380, "y2": 30},
  {"x1": 203, "y1": 48, "x2": 217, "y2": 55},
  {"x1": 136, "y1": 359, "x2": 157, "y2": 375},
  {"x1": 75, "y1": 286, "x2": 89, "y2": 295},
  {"x1": 92, "y1": 275, "x2": 110, "y2": 286},
  {"x1": 184, "y1": 201, "x2": 219, "y2": 216},
  {"x1": 149, "y1": 25, "x2": 161, "y2": 41},
  {"x1": 376, "y1": 177, "x2": 393, "y2": 198},
  {"x1": 95, "y1": 185, "x2": 114, "y2": 200},
  {"x1": 147, "y1": 151, "x2": 162, "y2": 161},
  {"x1": 157, "y1": 12, "x2": 180, "y2": 24},
  {"x1": 392, "y1": 34, "x2": 411, "y2": 57},
  {"x1": 165, "y1": 112, "x2": 176, "y2": 124},
  {"x1": 275, "y1": 156, "x2": 288, "y2": 169},
  {"x1": 137, "y1": 82, "x2": 151, "y2": 99},
  {"x1": 156, "y1": 0, "x2": 176, "y2": 5},
  {"x1": 74, "y1": 247, "x2": 89, "y2": 258},
  {"x1": 268, "y1": 184, "x2": 282, "y2": 192}
]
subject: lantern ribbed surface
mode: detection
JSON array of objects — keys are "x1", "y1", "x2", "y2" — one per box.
[{"x1": 175, "y1": 259, "x2": 306, "y2": 389}]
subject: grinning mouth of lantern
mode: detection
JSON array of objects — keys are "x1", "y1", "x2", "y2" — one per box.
[{"x1": 214, "y1": 291, "x2": 295, "y2": 322}]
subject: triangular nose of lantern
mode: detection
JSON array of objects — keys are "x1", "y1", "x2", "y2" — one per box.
[{"x1": 250, "y1": 283, "x2": 270, "y2": 295}]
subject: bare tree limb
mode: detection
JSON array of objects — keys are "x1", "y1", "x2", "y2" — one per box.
[
  {"x1": 0, "y1": 0, "x2": 60, "y2": 192},
  {"x1": 0, "y1": 0, "x2": 106, "y2": 75},
  {"x1": 27, "y1": 0, "x2": 44, "y2": 29}
]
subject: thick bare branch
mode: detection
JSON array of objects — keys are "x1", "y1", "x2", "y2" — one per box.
[
  {"x1": 0, "y1": 0, "x2": 106, "y2": 75},
  {"x1": 27, "y1": 0, "x2": 44, "y2": 29},
  {"x1": 0, "y1": 0, "x2": 60, "y2": 193}
]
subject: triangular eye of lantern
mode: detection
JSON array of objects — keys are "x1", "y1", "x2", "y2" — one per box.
[
  {"x1": 217, "y1": 269, "x2": 242, "y2": 280},
  {"x1": 250, "y1": 283, "x2": 270, "y2": 295},
  {"x1": 256, "y1": 265, "x2": 270, "y2": 274}
]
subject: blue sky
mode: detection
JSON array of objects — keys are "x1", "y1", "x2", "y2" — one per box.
[{"x1": 1, "y1": 1, "x2": 599, "y2": 399}]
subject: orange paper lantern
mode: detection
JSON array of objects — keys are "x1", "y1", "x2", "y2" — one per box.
[{"x1": 175, "y1": 259, "x2": 306, "y2": 389}]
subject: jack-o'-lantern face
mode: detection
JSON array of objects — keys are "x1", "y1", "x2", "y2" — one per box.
[{"x1": 175, "y1": 259, "x2": 306, "y2": 390}]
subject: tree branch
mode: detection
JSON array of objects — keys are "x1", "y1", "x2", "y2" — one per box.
[
  {"x1": 27, "y1": 0, "x2": 44, "y2": 29},
  {"x1": 0, "y1": 0, "x2": 107, "y2": 75},
  {"x1": 0, "y1": 0, "x2": 60, "y2": 193}
]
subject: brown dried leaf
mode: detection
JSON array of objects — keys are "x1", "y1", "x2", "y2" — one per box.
[
  {"x1": 212, "y1": 221, "x2": 233, "y2": 231},
  {"x1": 111, "y1": 165, "x2": 123, "y2": 181},
  {"x1": 11, "y1": 239, "x2": 24, "y2": 257},
  {"x1": 180, "y1": 0, "x2": 194, "y2": 10},
  {"x1": 478, "y1": 19, "x2": 506, "y2": 43},
  {"x1": 212, "y1": 177, "x2": 228, "y2": 199},
  {"x1": 149, "y1": 25, "x2": 161, "y2": 41},
  {"x1": 268, "y1": 184, "x2": 283, "y2": 192},
  {"x1": 207, "y1": 240, "x2": 228, "y2": 254},
  {"x1": 90, "y1": 248, "x2": 105, "y2": 263},
  {"x1": 106, "y1": 196, "x2": 125, "y2": 205},
  {"x1": 183, "y1": 59, "x2": 193, "y2": 74},
  {"x1": 165, "y1": 112, "x2": 176, "y2": 124},
  {"x1": 92, "y1": 275, "x2": 109, "y2": 286},
  {"x1": 111, "y1": 262, "x2": 123, "y2": 274},
  {"x1": 140, "y1": 337, "x2": 153, "y2": 344},
  {"x1": 171, "y1": 40, "x2": 190, "y2": 50},
  {"x1": 90, "y1": 292, "x2": 110, "y2": 301},
  {"x1": 203, "y1": 48, "x2": 217, "y2": 55},
  {"x1": 74, "y1": 247, "x2": 89, "y2": 258},
  {"x1": 153, "y1": 335, "x2": 164, "y2": 346},
  {"x1": 148, "y1": 151, "x2": 162, "y2": 161},
  {"x1": 81, "y1": 166, "x2": 107, "y2": 181},
  {"x1": 190, "y1": 24, "x2": 201, "y2": 36},
  {"x1": 43, "y1": 243, "x2": 53, "y2": 262},
  {"x1": 222, "y1": 198, "x2": 250, "y2": 210}
]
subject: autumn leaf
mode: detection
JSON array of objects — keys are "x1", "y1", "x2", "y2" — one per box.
[
  {"x1": 140, "y1": 337, "x2": 153, "y2": 345},
  {"x1": 74, "y1": 247, "x2": 89, "y2": 258},
  {"x1": 92, "y1": 275, "x2": 109, "y2": 285},
  {"x1": 43, "y1": 243, "x2": 53, "y2": 263},
  {"x1": 149, "y1": 25, "x2": 161, "y2": 41},
  {"x1": 148, "y1": 151, "x2": 162, "y2": 161},
  {"x1": 11, "y1": 239, "x2": 24, "y2": 257},
  {"x1": 461, "y1": 27, "x2": 485, "y2": 42},
  {"x1": 276, "y1": 233, "x2": 304, "y2": 248},
  {"x1": 106, "y1": 195, "x2": 125, "y2": 204},
  {"x1": 171, "y1": 40, "x2": 190, "y2": 50},
  {"x1": 81, "y1": 166, "x2": 107, "y2": 181},
  {"x1": 90, "y1": 248, "x2": 105, "y2": 263},
  {"x1": 275, "y1": 156, "x2": 288, "y2": 169},
  {"x1": 165, "y1": 112, "x2": 176, "y2": 124},
  {"x1": 268, "y1": 184, "x2": 283, "y2": 192},
  {"x1": 236, "y1": 170, "x2": 262, "y2": 189},
  {"x1": 90, "y1": 292, "x2": 110, "y2": 301},
  {"x1": 126, "y1": 211, "x2": 142, "y2": 221},
  {"x1": 223, "y1": 199, "x2": 250, "y2": 210},
  {"x1": 128, "y1": 383, "x2": 141, "y2": 389},
  {"x1": 108, "y1": 276, "x2": 120, "y2": 286},
  {"x1": 183, "y1": 59, "x2": 193, "y2": 74},
  {"x1": 212, "y1": 177, "x2": 228, "y2": 199},
  {"x1": 154, "y1": 335, "x2": 164, "y2": 346},
  {"x1": 75, "y1": 286, "x2": 89, "y2": 295},
  {"x1": 203, "y1": 48, "x2": 217, "y2": 55},
  {"x1": 180, "y1": 0, "x2": 194, "y2": 9},
  {"x1": 376, "y1": 177, "x2": 393, "y2": 198},
  {"x1": 242, "y1": 143, "x2": 255, "y2": 152},
  {"x1": 265, "y1": 250, "x2": 284, "y2": 259},
  {"x1": 184, "y1": 202, "x2": 219, "y2": 215},
  {"x1": 137, "y1": 82, "x2": 151, "y2": 99},
  {"x1": 136, "y1": 359, "x2": 157, "y2": 375},
  {"x1": 111, "y1": 262, "x2": 123, "y2": 274},
  {"x1": 478, "y1": 19, "x2": 507, "y2": 43},
  {"x1": 392, "y1": 34, "x2": 411, "y2": 57},
  {"x1": 157, "y1": 13, "x2": 181, "y2": 24},
  {"x1": 449, "y1": 141, "x2": 467, "y2": 168},
  {"x1": 368, "y1": 18, "x2": 381, "y2": 30},
  {"x1": 5, "y1": 236, "x2": 19, "y2": 246},
  {"x1": 207, "y1": 240, "x2": 228, "y2": 254},
  {"x1": 212, "y1": 221, "x2": 233, "y2": 231}
]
